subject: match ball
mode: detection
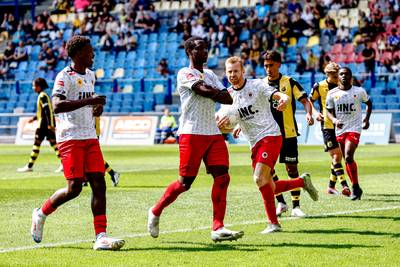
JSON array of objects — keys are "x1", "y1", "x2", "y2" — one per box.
[{"x1": 216, "y1": 104, "x2": 239, "y2": 130}]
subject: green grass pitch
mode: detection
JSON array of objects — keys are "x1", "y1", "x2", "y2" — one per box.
[{"x1": 0, "y1": 144, "x2": 399, "y2": 266}]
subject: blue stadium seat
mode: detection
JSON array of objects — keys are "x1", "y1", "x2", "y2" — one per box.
[
  {"x1": 385, "y1": 96, "x2": 399, "y2": 104},
  {"x1": 374, "y1": 103, "x2": 387, "y2": 110},
  {"x1": 154, "y1": 93, "x2": 166, "y2": 105},
  {"x1": 387, "y1": 103, "x2": 400, "y2": 110}
]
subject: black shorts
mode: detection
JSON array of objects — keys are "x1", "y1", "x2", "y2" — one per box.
[
  {"x1": 35, "y1": 127, "x2": 56, "y2": 142},
  {"x1": 322, "y1": 129, "x2": 339, "y2": 152},
  {"x1": 279, "y1": 137, "x2": 298, "y2": 164}
]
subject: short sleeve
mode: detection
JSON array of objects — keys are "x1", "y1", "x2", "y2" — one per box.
[
  {"x1": 260, "y1": 80, "x2": 276, "y2": 100},
  {"x1": 52, "y1": 72, "x2": 69, "y2": 98},
  {"x1": 360, "y1": 87, "x2": 370, "y2": 102},
  {"x1": 210, "y1": 71, "x2": 225, "y2": 90},
  {"x1": 177, "y1": 68, "x2": 201, "y2": 91},
  {"x1": 290, "y1": 78, "x2": 308, "y2": 101},
  {"x1": 325, "y1": 92, "x2": 334, "y2": 110},
  {"x1": 309, "y1": 83, "x2": 320, "y2": 101}
]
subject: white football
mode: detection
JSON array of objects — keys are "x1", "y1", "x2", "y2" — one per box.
[{"x1": 215, "y1": 104, "x2": 239, "y2": 130}]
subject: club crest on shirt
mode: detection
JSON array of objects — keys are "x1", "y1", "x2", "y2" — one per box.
[
  {"x1": 248, "y1": 92, "x2": 253, "y2": 97},
  {"x1": 77, "y1": 79, "x2": 83, "y2": 87},
  {"x1": 281, "y1": 87, "x2": 286, "y2": 92}
]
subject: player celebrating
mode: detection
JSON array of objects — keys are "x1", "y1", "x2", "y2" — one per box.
[
  {"x1": 17, "y1": 77, "x2": 63, "y2": 173},
  {"x1": 218, "y1": 57, "x2": 318, "y2": 233},
  {"x1": 147, "y1": 36, "x2": 244, "y2": 242},
  {"x1": 326, "y1": 67, "x2": 372, "y2": 200},
  {"x1": 309, "y1": 62, "x2": 351, "y2": 196},
  {"x1": 262, "y1": 51, "x2": 314, "y2": 217},
  {"x1": 30, "y1": 36, "x2": 125, "y2": 250}
]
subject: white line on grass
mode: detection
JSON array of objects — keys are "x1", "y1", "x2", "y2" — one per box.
[{"x1": 1, "y1": 205, "x2": 399, "y2": 254}]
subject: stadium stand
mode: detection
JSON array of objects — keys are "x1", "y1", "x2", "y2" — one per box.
[{"x1": 0, "y1": 0, "x2": 399, "y2": 141}]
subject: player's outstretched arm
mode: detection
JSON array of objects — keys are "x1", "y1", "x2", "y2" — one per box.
[
  {"x1": 192, "y1": 80, "x2": 233, "y2": 104},
  {"x1": 52, "y1": 95, "x2": 106, "y2": 114}
]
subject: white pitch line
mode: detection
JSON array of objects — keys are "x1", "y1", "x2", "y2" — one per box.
[{"x1": 0, "y1": 205, "x2": 399, "y2": 254}]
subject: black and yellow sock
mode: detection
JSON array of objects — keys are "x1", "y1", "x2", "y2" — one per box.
[
  {"x1": 329, "y1": 164, "x2": 337, "y2": 188},
  {"x1": 28, "y1": 144, "x2": 41, "y2": 168},
  {"x1": 334, "y1": 163, "x2": 348, "y2": 188},
  {"x1": 105, "y1": 161, "x2": 115, "y2": 177},
  {"x1": 49, "y1": 139, "x2": 61, "y2": 159},
  {"x1": 272, "y1": 170, "x2": 286, "y2": 204},
  {"x1": 289, "y1": 171, "x2": 300, "y2": 208}
]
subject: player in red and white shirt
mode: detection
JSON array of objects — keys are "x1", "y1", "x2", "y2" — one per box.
[
  {"x1": 147, "y1": 36, "x2": 244, "y2": 242},
  {"x1": 217, "y1": 57, "x2": 319, "y2": 233},
  {"x1": 30, "y1": 36, "x2": 125, "y2": 251},
  {"x1": 326, "y1": 67, "x2": 372, "y2": 200}
]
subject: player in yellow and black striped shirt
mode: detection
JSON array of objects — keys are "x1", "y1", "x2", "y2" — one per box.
[
  {"x1": 262, "y1": 51, "x2": 314, "y2": 217},
  {"x1": 310, "y1": 62, "x2": 350, "y2": 197},
  {"x1": 17, "y1": 78, "x2": 62, "y2": 173}
]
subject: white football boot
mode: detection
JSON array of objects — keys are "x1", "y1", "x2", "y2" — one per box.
[
  {"x1": 261, "y1": 223, "x2": 282, "y2": 234},
  {"x1": 54, "y1": 164, "x2": 63, "y2": 173},
  {"x1": 211, "y1": 227, "x2": 244, "y2": 242},
  {"x1": 31, "y1": 208, "x2": 46, "y2": 243},
  {"x1": 276, "y1": 202, "x2": 288, "y2": 217},
  {"x1": 147, "y1": 207, "x2": 160, "y2": 238},
  {"x1": 17, "y1": 165, "x2": 33, "y2": 173},
  {"x1": 291, "y1": 207, "x2": 307, "y2": 217},
  {"x1": 111, "y1": 172, "x2": 120, "y2": 187},
  {"x1": 93, "y1": 232, "x2": 125, "y2": 250},
  {"x1": 301, "y1": 173, "x2": 319, "y2": 201}
]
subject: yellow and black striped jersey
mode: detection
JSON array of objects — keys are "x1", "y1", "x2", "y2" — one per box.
[
  {"x1": 309, "y1": 79, "x2": 337, "y2": 130},
  {"x1": 263, "y1": 74, "x2": 307, "y2": 138},
  {"x1": 36, "y1": 91, "x2": 55, "y2": 129}
]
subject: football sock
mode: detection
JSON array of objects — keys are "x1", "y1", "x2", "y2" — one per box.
[
  {"x1": 104, "y1": 161, "x2": 115, "y2": 177},
  {"x1": 289, "y1": 171, "x2": 301, "y2": 208},
  {"x1": 41, "y1": 198, "x2": 56, "y2": 216},
  {"x1": 329, "y1": 164, "x2": 337, "y2": 188},
  {"x1": 334, "y1": 163, "x2": 349, "y2": 187},
  {"x1": 152, "y1": 180, "x2": 187, "y2": 216},
  {"x1": 94, "y1": 215, "x2": 107, "y2": 236},
  {"x1": 49, "y1": 139, "x2": 61, "y2": 159},
  {"x1": 346, "y1": 161, "x2": 359, "y2": 185},
  {"x1": 272, "y1": 171, "x2": 286, "y2": 204},
  {"x1": 275, "y1": 178, "x2": 304, "y2": 194},
  {"x1": 259, "y1": 183, "x2": 279, "y2": 225},
  {"x1": 211, "y1": 174, "x2": 230, "y2": 231},
  {"x1": 28, "y1": 142, "x2": 41, "y2": 168}
]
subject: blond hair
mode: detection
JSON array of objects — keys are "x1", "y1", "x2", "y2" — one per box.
[
  {"x1": 324, "y1": 62, "x2": 340, "y2": 74},
  {"x1": 225, "y1": 56, "x2": 244, "y2": 69}
]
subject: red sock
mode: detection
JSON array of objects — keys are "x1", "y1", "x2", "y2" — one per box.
[
  {"x1": 211, "y1": 174, "x2": 230, "y2": 231},
  {"x1": 274, "y1": 178, "x2": 304, "y2": 194},
  {"x1": 259, "y1": 183, "x2": 279, "y2": 225},
  {"x1": 346, "y1": 161, "x2": 359, "y2": 185},
  {"x1": 152, "y1": 180, "x2": 187, "y2": 216},
  {"x1": 41, "y1": 198, "x2": 56, "y2": 216},
  {"x1": 94, "y1": 215, "x2": 107, "y2": 236}
]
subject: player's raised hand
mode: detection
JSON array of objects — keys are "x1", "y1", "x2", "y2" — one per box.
[
  {"x1": 276, "y1": 98, "x2": 288, "y2": 111},
  {"x1": 362, "y1": 118, "x2": 370, "y2": 130},
  {"x1": 216, "y1": 115, "x2": 230, "y2": 128}
]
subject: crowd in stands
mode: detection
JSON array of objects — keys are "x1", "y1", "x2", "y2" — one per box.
[{"x1": 0, "y1": 0, "x2": 399, "y2": 82}]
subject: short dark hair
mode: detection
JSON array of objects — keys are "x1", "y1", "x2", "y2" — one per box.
[
  {"x1": 339, "y1": 67, "x2": 352, "y2": 76},
  {"x1": 34, "y1": 77, "x2": 49, "y2": 90},
  {"x1": 262, "y1": 50, "x2": 282, "y2": 63},
  {"x1": 66, "y1": 35, "x2": 91, "y2": 58},
  {"x1": 184, "y1": 36, "x2": 206, "y2": 56}
]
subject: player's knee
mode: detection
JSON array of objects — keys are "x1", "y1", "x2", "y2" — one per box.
[
  {"x1": 214, "y1": 173, "x2": 230, "y2": 187},
  {"x1": 208, "y1": 165, "x2": 229, "y2": 178},
  {"x1": 344, "y1": 156, "x2": 354, "y2": 163},
  {"x1": 180, "y1": 176, "x2": 196, "y2": 190},
  {"x1": 253, "y1": 173, "x2": 266, "y2": 187},
  {"x1": 67, "y1": 181, "x2": 82, "y2": 198}
]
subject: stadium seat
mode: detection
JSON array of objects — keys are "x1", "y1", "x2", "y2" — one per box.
[{"x1": 331, "y1": 44, "x2": 342, "y2": 54}]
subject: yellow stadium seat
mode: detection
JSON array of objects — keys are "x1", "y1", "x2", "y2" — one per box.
[
  {"x1": 289, "y1": 37, "x2": 297, "y2": 46},
  {"x1": 319, "y1": 18, "x2": 326, "y2": 29},
  {"x1": 307, "y1": 36, "x2": 320, "y2": 47},
  {"x1": 95, "y1": 69, "x2": 104, "y2": 79}
]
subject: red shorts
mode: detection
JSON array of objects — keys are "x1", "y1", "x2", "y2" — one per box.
[
  {"x1": 336, "y1": 132, "x2": 361, "y2": 146},
  {"x1": 179, "y1": 134, "x2": 229, "y2": 177},
  {"x1": 251, "y1": 135, "x2": 282, "y2": 169},
  {"x1": 57, "y1": 139, "x2": 105, "y2": 179}
]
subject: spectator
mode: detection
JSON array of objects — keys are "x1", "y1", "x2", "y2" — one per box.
[
  {"x1": 170, "y1": 13, "x2": 185, "y2": 33},
  {"x1": 240, "y1": 50, "x2": 255, "y2": 78},
  {"x1": 12, "y1": 24, "x2": 26, "y2": 44},
  {"x1": 306, "y1": 51, "x2": 318, "y2": 72},
  {"x1": 57, "y1": 41, "x2": 68, "y2": 60},
  {"x1": 204, "y1": 0, "x2": 215, "y2": 11},
  {"x1": 318, "y1": 52, "x2": 331, "y2": 73},
  {"x1": 21, "y1": 19, "x2": 34, "y2": 41},
  {"x1": 288, "y1": 0, "x2": 302, "y2": 15},
  {"x1": 255, "y1": 0, "x2": 270, "y2": 19},
  {"x1": 249, "y1": 34, "x2": 262, "y2": 70},
  {"x1": 3, "y1": 41, "x2": 15, "y2": 64},
  {"x1": 362, "y1": 39, "x2": 376, "y2": 75},
  {"x1": 206, "y1": 27, "x2": 218, "y2": 55},
  {"x1": 94, "y1": 17, "x2": 106, "y2": 35},
  {"x1": 246, "y1": 10, "x2": 258, "y2": 34},
  {"x1": 126, "y1": 31, "x2": 137, "y2": 51},
  {"x1": 388, "y1": 28, "x2": 400, "y2": 50},
  {"x1": 336, "y1": 25, "x2": 350, "y2": 43},
  {"x1": 33, "y1": 15, "x2": 46, "y2": 37},
  {"x1": 72, "y1": 13, "x2": 82, "y2": 30},
  {"x1": 100, "y1": 32, "x2": 114, "y2": 51},
  {"x1": 13, "y1": 41, "x2": 28, "y2": 62},
  {"x1": 295, "y1": 53, "x2": 307, "y2": 74},
  {"x1": 115, "y1": 33, "x2": 127, "y2": 54},
  {"x1": 191, "y1": 19, "x2": 205, "y2": 38},
  {"x1": 0, "y1": 55, "x2": 9, "y2": 79},
  {"x1": 44, "y1": 47, "x2": 57, "y2": 70},
  {"x1": 157, "y1": 58, "x2": 171, "y2": 77},
  {"x1": 157, "y1": 108, "x2": 177, "y2": 144},
  {"x1": 74, "y1": 0, "x2": 91, "y2": 12}
]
